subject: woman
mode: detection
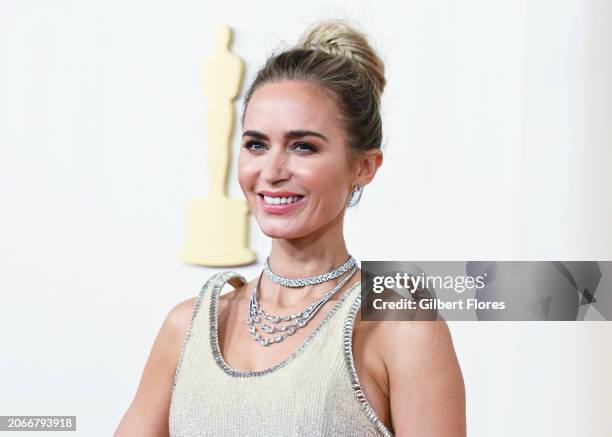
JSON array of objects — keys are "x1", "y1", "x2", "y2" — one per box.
[{"x1": 116, "y1": 19, "x2": 465, "y2": 436}]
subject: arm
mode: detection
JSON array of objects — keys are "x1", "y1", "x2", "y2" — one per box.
[
  {"x1": 114, "y1": 297, "x2": 197, "y2": 437},
  {"x1": 383, "y1": 319, "x2": 466, "y2": 437}
]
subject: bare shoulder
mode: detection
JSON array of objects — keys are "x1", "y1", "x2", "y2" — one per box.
[
  {"x1": 374, "y1": 318, "x2": 466, "y2": 436},
  {"x1": 166, "y1": 296, "x2": 199, "y2": 333},
  {"x1": 377, "y1": 319, "x2": 461, "y2": 377},
  {"x1": 114, "y1": 296, "x2": 198, "y2": 437}
]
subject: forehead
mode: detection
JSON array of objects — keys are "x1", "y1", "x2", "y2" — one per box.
[{"x1": 243, "y1": 80, "x2": 342, "y2": 134}]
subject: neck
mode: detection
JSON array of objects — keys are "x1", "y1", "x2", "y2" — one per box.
[{"x1": 259, "y1": 213, "x2": 357, "y2": 308}]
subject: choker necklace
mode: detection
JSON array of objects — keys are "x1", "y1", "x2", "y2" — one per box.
[
  {"x1": 263, "y1": 255, "x2": 356, "y2": 288},
  {"x1": 247, "y1": 265, "x2": 357, "y2": 346}
]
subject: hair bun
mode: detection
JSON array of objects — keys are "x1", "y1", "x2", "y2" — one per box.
[{"x1": 296, "y1": 19, "x2": 386, "y2": 98}]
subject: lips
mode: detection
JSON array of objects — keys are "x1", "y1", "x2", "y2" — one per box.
[{"x1": 257, "y1": 193, "x2": 306, "y2": 215}]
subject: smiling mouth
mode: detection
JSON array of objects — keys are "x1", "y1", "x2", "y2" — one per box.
[
  {"x1": 257, "y1": 194, "x2": 306, "y2": 214},
  {"x1": 258, "y1": 194, "x2": 305, "y2": 205}
]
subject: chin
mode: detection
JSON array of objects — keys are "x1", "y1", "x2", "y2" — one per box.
[
  {"x1": 258, "y1": 222, "x2": 308, "y2": 240},
  {"x1": 261, "y1": 227, "x2": 301, "y2": 240}
]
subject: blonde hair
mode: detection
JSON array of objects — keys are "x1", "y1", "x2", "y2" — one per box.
[{"x1": 241, "y1": 19, "x2": 386, "y2": 165}]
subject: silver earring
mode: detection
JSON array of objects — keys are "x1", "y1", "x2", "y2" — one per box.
[{"x1": 347, "y1": 184, "x2": 363, "y2": 207}]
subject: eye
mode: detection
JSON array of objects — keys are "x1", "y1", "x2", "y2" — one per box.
[
  {"x1": 290, "y1": 141, "x2": 316, "y2": 152},
  {"x1": 242, "y1": 140, "x2": 317, "y2": 153},
  {"x1": 242, "y1": 140, "x2": 267, "y2": 152}
]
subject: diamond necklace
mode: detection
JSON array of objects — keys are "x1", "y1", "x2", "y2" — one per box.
[
  {"x1": 247, "y1": 265, "x2": 357, "y2": 346},
  {"x1": 263, "y1": 255, "x2": 356, "y2": 287}
]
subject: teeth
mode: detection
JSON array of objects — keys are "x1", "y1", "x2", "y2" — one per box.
[{"x1": 263, "y1": 195, "x2": 303, "y2": 205}]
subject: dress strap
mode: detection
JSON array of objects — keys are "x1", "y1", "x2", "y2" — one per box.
[
  {"x1": 342, "y1": 285, "x2": 394, "y2": 436},
  {"x1": 171, "y1": 271, "x2": 247, "y2": 392},
  {"x1": 211, "y1": 271, "x2": 248, "y2": 295}
]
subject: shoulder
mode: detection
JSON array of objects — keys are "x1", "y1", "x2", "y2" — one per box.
[
  {"x1": 377, "y1": 318, "x2": 459, "y2": 375},
  {"x1": 142, "y1": 296, "x2": 199, "y2": 379},
  {"x1": 140, "y1": 295, "x2": 200, "y2": 377},
  {"x1": 165, "y1": 297, "x2": 198, "y2": 333},
  {"x1": 374, "y1": 318, "x2": 466, "y2": 436}
]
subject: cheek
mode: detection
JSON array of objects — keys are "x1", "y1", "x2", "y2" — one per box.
[
  {"x1": 296, "y1": 163, "x2": 350, "y2": 202},
  {"x1": 237, "y1": 159, "x2": 257, "y2": 190}
]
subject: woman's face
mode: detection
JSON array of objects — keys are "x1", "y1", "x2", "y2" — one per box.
[{"x1": 238, "y1": 80, "x2": 355, "y2": 239}]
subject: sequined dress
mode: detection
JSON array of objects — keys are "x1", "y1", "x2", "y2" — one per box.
[{"x1": 169, "y1": 271, "x2": 394, "y2": 436}]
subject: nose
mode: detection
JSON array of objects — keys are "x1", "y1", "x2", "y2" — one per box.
[{"x1": 261, "y1": 147, "x2": 290, "y2": 184}]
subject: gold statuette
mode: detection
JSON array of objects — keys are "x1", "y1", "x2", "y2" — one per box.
[{"x1": 180, "y1": 24, "x2": 256, "y2": 266}]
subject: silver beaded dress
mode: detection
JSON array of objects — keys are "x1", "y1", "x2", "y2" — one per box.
[{"x1": 169, "y1": 271, "x2": 394, "y2": 437}]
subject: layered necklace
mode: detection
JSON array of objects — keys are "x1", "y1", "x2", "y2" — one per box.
[{"x1": 247, "y1": 255, "x2": 357, "y2": 347}]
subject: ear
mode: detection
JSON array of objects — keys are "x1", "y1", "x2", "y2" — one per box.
[{"x1": 353, "y1": 149, "x2": 383, "y2": 186}]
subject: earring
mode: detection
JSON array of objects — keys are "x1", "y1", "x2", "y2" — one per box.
[{"x1": 347, "y1": 184, "x2": 363, "y2": 207}]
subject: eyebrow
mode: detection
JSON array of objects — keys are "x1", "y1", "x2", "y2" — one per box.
[{"x1": 242, "y1": 129, "x2": 329, "y2": 142}]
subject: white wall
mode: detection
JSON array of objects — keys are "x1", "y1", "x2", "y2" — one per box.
[{"x1": 1, "y1": 1, "x2": 610, "y2": 435}]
